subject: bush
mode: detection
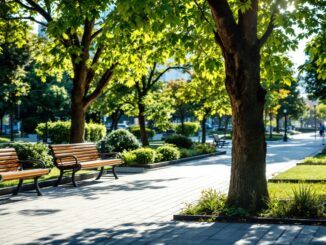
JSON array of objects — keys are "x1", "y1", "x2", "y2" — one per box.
[
  {"x1": 121, "y1": 150, "x2": 136, "y2": 165},
  {"x1": 132, "y1": 148, "x2": 156, "y2": 164},
  {"x1": 194, "y1": 143, "x2": 216, "y2": 154},
  {"x1": 174, "y1": 122, "x2": 200, "y2": 137},
  {"x1": 156, "y1": 145, "x2": 180, "y2": 161},
  {"x1": 263, "y1": 185, "x2": 325, "y2": 218},
  {"x1": 35, "y1": 121, "x2": 106, "y2": 143},
  {"x1": 103, "y1": 129, "x2": 139, "y2": 152},
  {"x1": 0, "y1": 137, "x2": 10, "y2": 143},
  {"x1": 129, "y1": 126, "x2": 155, "y2": 139},
  {"x1": 165, "y1": 134, "x2": 193, "y2": 148},
  {"x1": 0, "y1": 142, "x2": 53, "y2": 168}
]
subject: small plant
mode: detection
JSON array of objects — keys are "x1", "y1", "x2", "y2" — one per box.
[
  {"x1": 156, "y1": 145, "x2": 180, "y2": 161},
  {"x1": 132, "y1": 148, "x2": 156, "y2": 164},
  {"x1": 165, "y1": 134, "x2": 193, "y2": 149},
  {"x1": 181, "y1": 189, "x2": 227, "y2": 216},
  {"x1": 262, "y1": 185, "x2": 325, "y2": 218},
  {"x1": 103, "y1": 129, "x2": 139, "y2": 152}
]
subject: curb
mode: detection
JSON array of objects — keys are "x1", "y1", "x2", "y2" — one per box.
[
  {"x1": 116, "y1": 151, "x2": 226, "y2": 173},
  {"x1": 173, "y1": 214, "x2": 326, "y2": 226},
  {"x1": 268, "y1": 179, "x2": 326, "y2": 184}
]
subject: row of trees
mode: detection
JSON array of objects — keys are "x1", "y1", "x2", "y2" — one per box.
[{"x1": 1, "y1": 0, "x2": 324, "y2": 213}]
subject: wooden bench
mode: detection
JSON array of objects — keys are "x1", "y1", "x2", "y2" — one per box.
[
  {"x1": 50, "y1": 143, "x2": 122, "y2": 187},
  {"x1": 0, "y1": 148, "x2": 51, "y2": 196},
  {"x1": 213, "y1": 134, "x2": 229, "y2": 148}
]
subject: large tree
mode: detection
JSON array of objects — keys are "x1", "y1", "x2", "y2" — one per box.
[{"x1": 3, "y1": 0, "x2": 133, "y2": 142}]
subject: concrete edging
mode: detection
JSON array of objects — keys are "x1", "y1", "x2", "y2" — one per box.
[
  {"x1": 116, "y1": 151, "x2": 226, "y2": 173},
  {"x1": 173, "y1": 214, "x2": 326, "y2": 226}
]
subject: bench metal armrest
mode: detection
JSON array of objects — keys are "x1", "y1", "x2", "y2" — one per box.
[
  {"x1": 101, "y1": 152, "x2": 120, "y2": 159},
  {"x1": 18, "y1": 159, "x2": 47, "y2": 169},
  {"x1": 54, "y1": 154, "x2": 80, "y2": 167}
]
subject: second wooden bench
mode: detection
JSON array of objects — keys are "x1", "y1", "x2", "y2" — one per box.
[{"x1": 50, "y1": 143, "x2": 122, "y2": 187}]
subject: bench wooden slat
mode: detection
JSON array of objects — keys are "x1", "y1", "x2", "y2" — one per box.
[{"x1": 1, "y1": 169, "x2": 50, "y2": 181}]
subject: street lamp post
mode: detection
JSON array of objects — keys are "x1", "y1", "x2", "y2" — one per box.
[{"x1": 283, "y1": 109, "x2": 288, "y2": 142}]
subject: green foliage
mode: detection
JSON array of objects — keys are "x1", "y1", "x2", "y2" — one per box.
[
  {"x1": 156, "y1": 145, "x2": 180, "y2": 161},
  {"x1": 181, "y1": 188, "x2": 227, "y2": 216},
  {"x1": 121, "y1": 150, "x2": 137, "y2": 165},
  {"x1": 303, "y1": 156, "x2": 326, "y2": 165},
  {"x1": 263, "y1": 185, "x2": 325, "y2": 218},
  {"x1": 129, "y1": 126, "x2": 155, "y2": 139},
  {"x1": 36, "y1": 121, "x2": 106, "y2": 143},
  {"x1": 103, "y1": 129, "x2": 139, "y2": 153},
  {"x1": 174, "y1": 122, "x2": 200, "y2": 137},
  {"x1": 165, "y1": 134, "x2": 193, "y2": 149},
  {"x1": 131, "y1": 148, "x2": 156, "y2": 164},
  {"x1": 0, "y1": 142, "x2": 53, "y2": 168},
  {"x1": 317, "y1": 103, "x2": 326, "y2": 120},
  {"x1": 194, "y1": 143, "x2": 216, "y2": 154},
  {"x1": 0, "y1": 137, "x2": 10, "y2": 143}
]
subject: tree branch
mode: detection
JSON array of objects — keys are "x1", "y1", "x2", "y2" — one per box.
[
  {"x1": 152, "y1": 66, "x2": 189, "y2": 85},
  {"x1": 0, "y1": 16, "x2": 47, "y2": 26},
  {"x1": 14, "y1": 0, "x2": 35, "y2": 11},
  {"x1": 24, "y1": 0, "x2": 52, "y2": 22},
  {"x1": 207, "y1": 0, "x2": 238, "y2": 51},
  {"x1": 83, "y1": 63, "x2": 118, "y2": 108},
  {"x1": 91, "y1": 28, "x2": 103, "y2": 41},
  {"x1": 193, "y1": 0, "x2": 215, "y2": 31},
  {"x1": 147, "y1": 62, "x2": 157, "y2": 87},
  {"x1": 258, "y1": 15, "x2": 275, "y2": 47}
]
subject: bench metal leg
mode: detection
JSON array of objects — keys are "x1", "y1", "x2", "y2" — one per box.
[
  {"x1": 54, "y1": 169, "x2": 64, "y2": 187},
  {"x1": 112, "y1": 166, "x2": 118, "y2": 180},
  {"x1": 13, "y1": 179, "x2": 23, "y2": 196},
  {"x1": 34, "y1": 177, "x2": 42, "y2": 196},
  {"x1": 96, "y1": 167, "x2": 104, "y2": 180},
  {"x1": 72, "y1": 168, "x2": 78, "y2": 187}
]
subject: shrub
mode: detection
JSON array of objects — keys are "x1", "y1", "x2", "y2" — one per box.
[
  {"x1": 174, "y1": 122, "x2": 200, "y2": 137},
  {"x1": 0, "y1": 142, "x2": 53, "y2": 168},
  {"x1": 129, "y1": 126, "x2": 155, "y2": 139},
  {"x1": 132, "y1": 148, "x2": 156, "y2": 164},
  {"x1": 35, "y1": 121, "x2": 106, "y2": 143},
  {"x1": 0, "y1": 137, "x2": 10, "y2": 143},
  {"x1": 194, "y1": 143, "x2": 216, "y2": 154},
  {"x1": 156, "y1": 145, "x2": 180, "y2": 161},
  {"x1": 121, "y1": 150, "x2": 136, "y2": 165},
  {"x1": 103, "y1": 129, "x2": 139, "y2": 153},
  {"x1": 165, "y1": 134, "x2": 193, "y2": 148}
]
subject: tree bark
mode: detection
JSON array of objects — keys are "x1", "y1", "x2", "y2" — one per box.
[
  {"x1": 276, "y1": 114, "x2": 280, "y2": 133},
  {"x1": 9, "y1": 106, "x2": 14, "y2": 142},
  {"x1": 180, "y1": 110, "x2": 185, "y2": 135},
  {"x1": 269, "y1": 112, "x2": 273, "y2": 139},
  {"x1": 224, "y1": 48, "x2": 268, "y2": 211},
  {"x1": 201, "y1": 117, "x2": 206, "y2": 144},
  {"x1": 224, "y1": 116, "x2": 230, "y2": 137},
  {"x1": 138, "y1": 103, "x2": 149, "y2": 146},
  {"x1": 0, "y1": 114, "x2": 3, "y2": 135},
  {"x1": 70, "y1": 82, "x2": 86, "y2": 143},
  {"x1": 110, "y1": 110, "x2": 122, "y2": 131}
]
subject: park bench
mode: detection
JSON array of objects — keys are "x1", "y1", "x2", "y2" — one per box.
[
  {"x1": 0, "y1": 148, "x2": 50, "y2": 196},
  {"x1": 50, "y1": 143, "x2": 122, "y2": 187},
  {"x1": 213, "y1": 134, "x2": 229, "y2": 148}
]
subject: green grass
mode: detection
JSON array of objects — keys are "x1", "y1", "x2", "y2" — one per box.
[
  {"x1": 302, "y1": 154, "x2": 326, "y2": 164},
  {"x1": 272, "y1": 165, "x2": 326, "y2": 180},
  {"x1": 0, "y1": 167, "x2": 111, "y2": 188},
  {"x1": 268, "y1": 182, "x2": 326, "y2": 199},
  {"x1": 265, "y1": 133, "x2": 284, "y2": 141},
  {"x1": 0, "y1": 137, "x2": 10, "y2": 143}
]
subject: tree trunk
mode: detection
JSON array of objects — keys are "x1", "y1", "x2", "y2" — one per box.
[
  {"x1": 269, "y1": 112, "x2": 273, "y2": 139},
  {"x1": 70, "y1": 85, "x2": 86, "y2": 143},
  {"x1": 218, "y1": 115, "x2": 222, "y2": 130},
  {"x1": 138, "y1": 103, "x2": 149, "y2": 146},
  {"x1": 110, "y1": 110, "x2": 122, "y2": 131},
  {"x1": 224, "y1": 116, "x2": 229, "y2": 138},
  {"x1": 9, "y1": 106, "x2": 14, "y2": 142},
  {"x1": 201, "y1": 117, "x2": 206, "y2": 144},
  {"x1": 276, "y1": 114, "x2": 280, "y2": 133},
  {"x1": 0, "y1": 115, "x2": 3, "y2": 135},
  {"x1": 224, "y1": 48, "x2": 268, "y2": 211}
]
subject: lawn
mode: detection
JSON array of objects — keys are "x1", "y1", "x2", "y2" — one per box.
[
  {"x1": 268, "y1": 182, "x2": 326, "y2": 199},
  {"x1": 272, "y1": 165, "x2": 326, "y2": 180},
  {"x1": 0, "y1": 167, "x2": 110, "y2": 188}
]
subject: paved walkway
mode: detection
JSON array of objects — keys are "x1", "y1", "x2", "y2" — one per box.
[{"x1": 0, "y1": 133, "x2": 325, "y2": 245}]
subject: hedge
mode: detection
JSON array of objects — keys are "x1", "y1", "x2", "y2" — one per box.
[
  {"x1": 174, "y1": 122, "x2": 200, "y2": 137},
  {"x1": 36, "y1": 121, "x2": 106, "y2": 143},
  {"x1": 165, "y1": 134, "x2": 193, "y2": 148},
  {"x1": 103, "y1": 129, "x2": 139, "y2": 152},
  {"x1": 129, "y1": 126, "x2": 155, "y2": 139}
]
